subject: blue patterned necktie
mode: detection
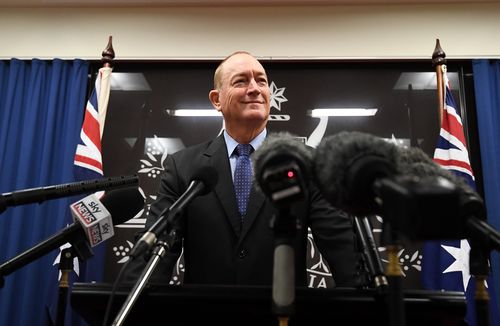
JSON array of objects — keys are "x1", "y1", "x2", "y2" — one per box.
[{"x1": 234, "y1": 144, "x2": 253, "y2": 218}]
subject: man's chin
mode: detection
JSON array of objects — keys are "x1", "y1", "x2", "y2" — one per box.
[{"x1": 244, "y1": 110, "x2": 269, "y2": 121}]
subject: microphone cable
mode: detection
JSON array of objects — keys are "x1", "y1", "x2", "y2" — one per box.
[{"x1": 102, "y1": 256, "x2": 134, "y2": 326}]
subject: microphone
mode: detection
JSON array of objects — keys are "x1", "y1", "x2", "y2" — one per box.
[
  {"x1": 252, "y1": 131, "x2": 312, "y2": 207},
  {"x1": 252, "y1": 132, "x2": 312, "y2": 317},
  {"x1": 313, "y1": 131, "x2": 400, "y2": 216},
  {"x1": 313, "y1": 131, "x2": 462, "y2": 241},
  {"x1": 313, "y1": 132, "x2": 411, "y2": 325},
  {"x1": 0, "y1": 175, "x2": 138, "y2": 214},
  {"x1": 0, "y1": 187, "x2": 144, "y2": 281},
  {"x1": 399, "y1": 146, "x2": 500, "y2": 248},
  {"x1": 399, "y1": 146, "x2": 475, "y2": 199},
  {"x1": 129, "y1": 166, "x2": 218, "y2": 259}
]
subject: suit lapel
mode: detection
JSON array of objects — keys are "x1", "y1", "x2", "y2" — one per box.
[
  {"x1": 239, "y1": 186, "x2": 266, "y2": 242},
  {"x1": 205, "y1": 135, "x2": 242, "y2": 235}
]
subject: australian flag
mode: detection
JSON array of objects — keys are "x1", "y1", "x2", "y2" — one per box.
[
  {"x1": 71, "y1": 65, "x2": 112, "y2": 279},
  {"x1": 46, "y1": 66, "x2": 112, "y2": 325},
  {"x1": 74, "y1": 66, "x2": 112, "y2": 180},
  {"x1": 422, "y1": 71, "x2": 500, "y2": 326}
]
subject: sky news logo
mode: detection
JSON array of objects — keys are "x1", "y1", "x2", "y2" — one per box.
[
  {"x1": 89, "y1": 224, "x2": 103, "y2": 245},
  {"x1": 72, "y1": 200, "x2": 102, "y2": 225}
]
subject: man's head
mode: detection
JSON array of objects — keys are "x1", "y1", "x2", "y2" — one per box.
[{"x1": 209, "y1": 51, "x2": 271, "y2": 143}]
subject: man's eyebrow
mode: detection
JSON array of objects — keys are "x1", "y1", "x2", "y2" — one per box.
[
  {"x1": 231, "y1": 72, "x2": 247, "y2": 79},
  {"x1": 252, "y1": 71, "x2": 268, "y2": 80},
  {"x1": 229, "y1": 70, "x2": 267, "y2": 82}
]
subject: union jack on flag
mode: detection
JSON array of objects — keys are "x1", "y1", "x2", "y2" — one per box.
[
  {"x1": 422, "y1": 69, "x2": 500, "y2": 326},
  {"x1": 74, "y1": 66, "x2": 112, "y2": 180}
]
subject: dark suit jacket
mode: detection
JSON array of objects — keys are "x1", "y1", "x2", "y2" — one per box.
[{"x1": 130, "y1": 134, "x2": 359, "y2": 287}]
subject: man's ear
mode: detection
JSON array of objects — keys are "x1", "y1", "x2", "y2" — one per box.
[{"x1": 209, "y1": 90, "x2": 222, "y2": 112}]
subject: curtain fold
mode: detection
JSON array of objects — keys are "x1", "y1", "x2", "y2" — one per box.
[
  {"x1": 0, "y1": 58, "x2": 89, "y2": 326},
  {"x1": 472, "y1": 59, "x2": 500, "y2": 313}
]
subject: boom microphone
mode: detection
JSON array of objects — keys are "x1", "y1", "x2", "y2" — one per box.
[
  {"x1": 0, "y1": 187, "x2": 144, "y2": 280},
  {"x1": 129, "y1": 166, "x2": 218, "y2": 259},
  {"x1": 399, "y1": 146, "x2": 475, "y2": 198},
  {"x1": 399, "y1": 147, "x2": 500, "y2": 247},
  {"x1": 252, "y1": 131, "x2": 312, "y2": 207},
  {"x1": 0, "y1": 175, "x2": 139, "y2": 214},
  {"x1": 312, "y1": 131, "x2": 462, "y2": 241},
  {"x1": 313, "y1": 131, "x2": 400, "y2": 216}
]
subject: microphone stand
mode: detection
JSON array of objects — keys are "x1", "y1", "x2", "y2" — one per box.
[
  {"x1": 270, "y1": 207, "x2": 299, "y2": 326},
  {"x1": 380, "y1": 220, "x2": 406, "y2": 326},
  {"x1": 56, "y1": 247, "x2": 74, "y2": 326},
  {"x1": 466, "y1": 216, "x2": 500, "y2": 326},
  {"x1": 374, "y1": 175, "x2": 500, "y2": 326},
  {"x1": 469, "y1": 239, "x2": 491, "y2": 326},
  {"x1": 353, "y1": 215, "x2": 388, "y2": 292},
  {"x1": 111, "y1": 240, "x2": 170, "y2": 326},
  {"x1": 0, "y1": 231, "x2": 93, "y2": 326},
  {"x1": 0, "y1": 229, "x2": 93, "y2": 287},
  {"x1": 110, "y1": 185, "x2": 194, "y2": 326}
]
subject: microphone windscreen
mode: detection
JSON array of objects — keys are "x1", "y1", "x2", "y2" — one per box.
[
  {"x1": 313, "y1": 131, "x2": 400, "y2": 215},
  {"x1": 399, "y1": 146, "x2": 438, "y2": 167},
  {"x1": 191, "y1": 166, "x2": 218, "y2": 195},
  {"x1": 101, "y1": 187, "x2": 145, "y2": 225},
  {"x1": 399, "y1": 147, "x2": 473, "y2": 194},
  {"x1": 398, "y1": 146, "x2": 487, "y2": 234},
  {"x1": 252, "y1": 131, "x2": 312, "y2": 193}
]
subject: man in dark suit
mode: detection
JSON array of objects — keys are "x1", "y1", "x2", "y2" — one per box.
[{"x1": 131, "y1": 51, "x2": 360, "y2": 287}]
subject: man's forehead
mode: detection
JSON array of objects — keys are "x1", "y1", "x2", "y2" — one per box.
[{"x1": 224, "y1": 54, "x2": 266, "y2": 75}]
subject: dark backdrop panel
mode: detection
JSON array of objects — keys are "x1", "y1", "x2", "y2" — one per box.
[{"x1": 95, "y1": 60, "x2": 477, "y2": 290}]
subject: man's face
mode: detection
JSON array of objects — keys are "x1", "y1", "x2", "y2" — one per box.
[{"x1": 211, "y1": 53, "x2": 271, "y2": 128}]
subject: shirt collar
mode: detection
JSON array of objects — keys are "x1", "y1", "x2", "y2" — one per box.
[{"x1": 224, "y1": 128, "x2": 267, "y2": 157}]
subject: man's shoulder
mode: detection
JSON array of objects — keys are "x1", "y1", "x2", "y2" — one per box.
[{"x1": 171, "y1": 135, "x2": 223, "y2": 159}]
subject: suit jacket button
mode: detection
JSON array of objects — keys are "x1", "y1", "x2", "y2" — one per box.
[{"x1": 238, "y1": 249, "x2": 247, "y2": 258}]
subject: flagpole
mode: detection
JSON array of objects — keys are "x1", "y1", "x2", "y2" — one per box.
[
  {"x1": 432, "y1": 39, "x2": 446, "y2": 125},
  {"x1": 98, "y1": 36, "x2": 115, "y2": 139},
  {"x1": 55, "y1": 37, "x2": 115, "y2": 326},
  {"x1": 432, "y1": 39, "x2": 491, "y2": 326}
]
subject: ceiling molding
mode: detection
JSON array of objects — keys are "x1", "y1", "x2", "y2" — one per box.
[{"x1": 1, "y1": 0, "x2": 499, "y2": 7}]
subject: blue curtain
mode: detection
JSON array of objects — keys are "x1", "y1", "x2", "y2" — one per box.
[
  {"x1": 472, "y1": 59, "x2": 500, "y2": 311},
  {"x1": 0, "y1": 59, "x2": 89, "y2": 325}
]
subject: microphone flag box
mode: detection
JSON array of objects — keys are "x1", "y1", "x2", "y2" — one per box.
[{"x1": 70, "y1": 194, "x2": 114, "y2": 247}]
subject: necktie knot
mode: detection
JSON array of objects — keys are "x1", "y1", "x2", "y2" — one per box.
[{"x1": 236, "y1": 144, "x2": 253, "y2": 157}]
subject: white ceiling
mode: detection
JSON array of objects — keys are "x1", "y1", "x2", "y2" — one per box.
[{"x1": 1, "y1": 0, "x2": 499, "y2": 7}]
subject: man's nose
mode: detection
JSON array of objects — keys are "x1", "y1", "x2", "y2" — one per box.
[{"x1": 247, "y1": 79, "x2": 261, "y2": 94}]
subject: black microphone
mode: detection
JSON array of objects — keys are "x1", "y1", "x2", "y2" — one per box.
[
  {"x1": 0, "y1": 187, "x2": 144, "y2": 282},
  {"x1": 252, "y1": 131, "x2": 312, "y2": 207},
  {"x1": 129, "y1": 166, "x2": 218, "y2": 259},
  {"x1": 252, "y1": 132, "x2": 312, "y2": 317},
  {"x1": 313, "y1": 132, "x2": 464, "y2": 240},
  {"x1": 399, "y1": 146, "x2": 475, "y2": 198},
  {"x1": 399, "y1": 146, "x2": 500, "y2": 248},
  {"x1": 313, "y1": 131, "x2": 400, "y2": 216},
  {"x1": 313, "y1": 131, "x2": 412, "y2": 326},
  {"x1": 0, "y1": 175, "x2": 139, "y2": 214}
]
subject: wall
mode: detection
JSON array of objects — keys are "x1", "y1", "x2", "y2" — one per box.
[{"x1": 0, "y1": 3, "x2": 499, "y2": 60}]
